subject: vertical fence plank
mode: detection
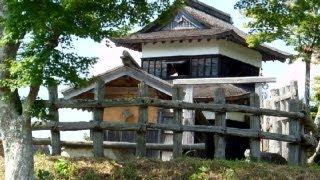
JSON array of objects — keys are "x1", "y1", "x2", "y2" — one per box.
[
  {"x1": 92, "y1": 79, "x2": 105, "y2": 157},
  {"x1": 182, "y1": 85, "x2": 195, "y2": 145},
  {"x1": 136, "y1": 82, "x2": 148, "y2": 157},
  {"x1": 173, "y1": 85, "x2": 183, "y2": 159},
  {"x1": 288, "y1": 99, "x2": 300, "y2": 165},
  {"x1": 250, "y1": 93, "x2": 261, "y2": 161},
  {"x1": 48, "y1": 84, "x2": 61, "y2": 155},
  {"x1": 214, "y1": 88, "x2": 226, "y2": 159}
]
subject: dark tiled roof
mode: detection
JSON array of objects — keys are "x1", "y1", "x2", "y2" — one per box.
[
  {"x1": 193, "y1": 84, "x2": 249, "y2": 99},
  {"x1": 112, "y1": 1, "x2": 291, "y2": 62}
]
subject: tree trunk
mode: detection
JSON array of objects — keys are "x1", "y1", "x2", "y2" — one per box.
[
  {"x1": 308, "y1": 105, "x2": 320, "y2": 164},
  {"x1": 308, "y1": 141, "x2": 320, "y2": 164},
  {"x1": 305, "y1": 61, "x2": 311, "y2": 107},
  {"x1": 0, "y1": 3, "x2": 34, "y2": 178},
  {"x1": 0, "y1": 108, "x2": 34, "y2": 179}
]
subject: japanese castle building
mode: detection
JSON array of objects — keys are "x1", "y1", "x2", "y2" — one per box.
[{"x1": 112, "y1": 0, "x2": 290, "y2": 159}]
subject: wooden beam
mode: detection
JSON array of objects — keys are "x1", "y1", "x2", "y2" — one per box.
[
  {"x1": 173, "y1": 76, "x2": 276, "y2": 85},
  {"x1": 30, "y1": 139, "x2": 205, "y2": 150},
  {"x1": 48, "y1": 84, "x2": 61, "y2": 155},
  {"x1": 40, "y1": 97, "x2": 316, "y2": 131},
  {"x1": 214, "y1": 88, "x2": 226, "y2": 159},
  {"x1": 32, "y1": 122, "x2": 303, "y2": 144},
  {"x1": 172, "y1": 86, "x2": 184, "y2": 159},
  {"x1": 49, "y1": 98, "x2": 306, "y2": 119},
  {"x1": 288, "y1": 99, "x2": 300, "y2": 165},
  {"x1": 136, "y1": 82, "x2": 148, "y2": 157},
  {"x1": 91, "y1": 79, "x2": 105, "y2": 157},
  {"x1": 249, "y1": 93, "x2": 261, "y2": 161}
]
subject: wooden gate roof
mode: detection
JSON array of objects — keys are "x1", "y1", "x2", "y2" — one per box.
[{"x1": 62, "y1": 65, "x2": 173, "y2": 100}]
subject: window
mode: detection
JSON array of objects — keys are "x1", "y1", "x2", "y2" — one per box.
[
  {"x1": 142, "y1": 55, "x2": 219, "y2": 79},
  {"x1": 165, "y1": 60, "x2": 190, "y2": 78}
]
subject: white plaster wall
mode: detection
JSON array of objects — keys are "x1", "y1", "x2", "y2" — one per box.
[
  {"x1": 142, "y1": 40, "x2": 219, "y2": 58},
  {"x1": 142, "y1": 39, "x2": 262, "y2": 67},
  {"x1": 202, "y1": 111, "x2": 247, "y2": 122},
  {"x1": 217, "y1": 40, "x2": 262, "y2": 67}
]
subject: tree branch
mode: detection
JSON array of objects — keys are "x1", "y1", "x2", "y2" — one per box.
[{"x1": 22, "y1": 86, "x2": 40, "y2": 115}]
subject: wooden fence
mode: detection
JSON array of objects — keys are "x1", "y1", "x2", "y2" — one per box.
[{"x1": 32, "y1": 82, "x2": 317, "y2": 165}]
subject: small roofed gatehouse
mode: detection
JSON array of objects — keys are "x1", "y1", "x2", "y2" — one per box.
[{"x1": 63, "y1": 0, "x2": 290, "y2": 160}]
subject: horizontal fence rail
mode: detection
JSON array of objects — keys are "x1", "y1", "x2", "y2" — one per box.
[
  {"x1": 31, "y1": 121, "x2": 317, "y2": 146},
  {"x1": 30, "y1": 138, "x2": 205, "y2": 151},
  {"x1": 37, "y1": 97, "x2": 315, "y2": 131}
]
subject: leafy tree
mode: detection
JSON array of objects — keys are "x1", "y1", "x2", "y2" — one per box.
[
  {"x1": 0, "y1": 0, "x2": 171, "y2": 179},
  {"x1": 235, "y1": 0, "x2": 320, "y2": 107},
  {"x1": 235, "y1": 0, "x2": 320, "y2": 163}
]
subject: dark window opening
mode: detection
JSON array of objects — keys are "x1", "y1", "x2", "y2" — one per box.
[
  {"x1": 166, "y1": 60, "x2": 190, "y2": 78},
  {"x1": 220, "y1": 56, "x2": 259, "y2": 77}
]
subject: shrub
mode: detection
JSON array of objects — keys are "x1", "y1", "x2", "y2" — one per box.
[
  {"x1": 36, "y1": 169, "x2": 51, "y2": 180},
  {"x1": 54, "y1": 159, "x2": 74, "y2": 178}
]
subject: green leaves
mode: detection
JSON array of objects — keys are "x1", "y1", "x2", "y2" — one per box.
[
  {"x1": 235, "y1": 0, "x2": 320, "y2": 55},
  {"x1": 1, "y1": 0, "x2": 172, "y2": 90}
]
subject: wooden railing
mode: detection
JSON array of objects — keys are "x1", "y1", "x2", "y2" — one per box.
[{"x1": 33, "y1": 83, "x2": 317, "y2": 165}]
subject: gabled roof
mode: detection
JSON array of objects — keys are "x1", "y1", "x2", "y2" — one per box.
[
  {"x1": 112, "y1": 0, "x2": 291, "y2": 62},
  {"x1": 62, "y1": 66, "x2": 173, "y2": 99}
]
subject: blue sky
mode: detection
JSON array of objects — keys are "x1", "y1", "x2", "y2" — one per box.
[{"x1": 32, "y1": 0, "x2": 319, "y2": 141}]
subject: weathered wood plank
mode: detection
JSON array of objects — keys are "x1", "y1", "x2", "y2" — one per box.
[
  {"x1": 214, "y1": 88, "x2": 226, "y2": 159},
  {"x1": 249, "y1": 93, "x2": 261, "y2": 161},
  {"x1": 136, "y1": 82, "x2": 148, "y2": 157},
  {"x1": 32, "y1": 122, "x2": 304, "y2": 144},
  {"x1": 173, "y1": 76, "x2": 276, "y2": 85},
  {"x1": 182, "y1": 85, "x2": 194, "y2": 145},
  {"x1": 46, "y1": 98, "x2": 308, "y2": 121},
  {"x1": 48, "y1": 84, "x2": 61, "y2": 155},
  {"x1": 172, "y1": 86, "x2": 183, "y2": 159},
  {"x1": 30, "y1": 138, "x2": 205, "y2": 150},
  {"x1": 288, "y1": 99, "x2": 300, "y2": 165},
  {"x1": 92, "y1": 79, "x2": 105, "y2": 157}
]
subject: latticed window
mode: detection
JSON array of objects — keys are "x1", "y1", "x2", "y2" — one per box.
[{"x1": 163, "y1": 14, "x2": 199, "y2": 30}]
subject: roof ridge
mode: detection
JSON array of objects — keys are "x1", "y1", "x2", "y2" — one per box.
[{"x1": 185, "y1": 0, "x2": 233, "y2": 24}]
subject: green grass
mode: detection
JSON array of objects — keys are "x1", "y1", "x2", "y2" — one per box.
[{"x1": 0, "y1": 154, "x2": 319, "y2": 179}]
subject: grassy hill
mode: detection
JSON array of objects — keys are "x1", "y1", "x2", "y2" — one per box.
[{"x1": 0, "y1": 154, "x2": 320, "y2": 179}]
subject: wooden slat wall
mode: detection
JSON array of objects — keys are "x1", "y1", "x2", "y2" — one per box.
[{"x1": 262, "y1": 81, "x2": 299, "y2": 160}]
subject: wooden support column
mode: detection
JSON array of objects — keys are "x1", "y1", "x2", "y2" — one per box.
[
  {"x1": 136, "y1": 82, "x2": 148, "y2": 157},
  {"x1": 288, "y1": 99, "x2": 300, "y2": 165},
  {"x1": 48, "y1": 84, "x2": 61, "y2": 155},
  {"x1": 92, "y1": 79, "x2": 105, "y2": 157},
  {"x1": 214, "y1": 88, "x2": 226, "y2": 159},
  {"x1": 249, "y1": 93, "x2": 261, "y2": 161},
  {"x1": 172, "y1": 85, "x2": 183, "y2": 159}
]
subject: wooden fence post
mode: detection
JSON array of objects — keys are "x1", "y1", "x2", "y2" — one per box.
[
  {"x1": 250, "y1": 93, "x2": 261, "y2": 161},
  {"x1": 173, "y1": 85, "x2": 183, "y2": 159},
  {"x1": 136, "y1": 82, "x2": 148, "y2": 157},
  {"x1": 92, "y1": 79, "x2": 105, "y2": 157},
  {"x1": 214, "y1": 88, "x2": 226, "y2": 159},
  {"x1": 48, "y1": 84, "x2": 61, "y2": 155},
  {"x1": 288, "y1": 99, "x2": 300, "y2": 165}
]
